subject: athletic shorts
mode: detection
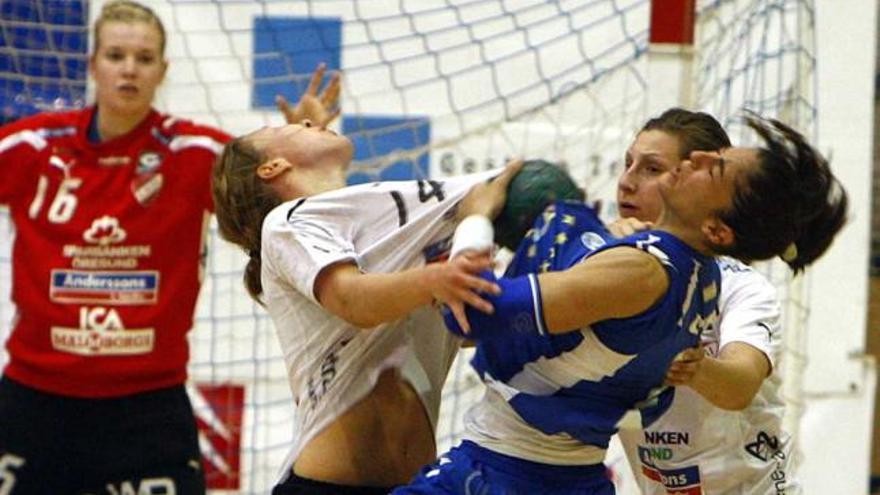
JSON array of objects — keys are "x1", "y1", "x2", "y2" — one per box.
[
  {"x1": 272, "y1": 472, "x2": 395, "y2": 495},
  {"x1": 392, "y1": 440, "x2": 614, "y2": 495},
  {"x1": 0, "y1": 376, "x2": 205, "y2": 494}
]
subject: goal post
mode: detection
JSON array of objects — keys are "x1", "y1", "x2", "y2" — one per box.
[{"x1": 646, "y1": 0, "x2": 695, "y2": 114}]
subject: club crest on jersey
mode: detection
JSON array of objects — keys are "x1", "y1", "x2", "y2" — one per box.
[
  {"x1": 133, "y1": 151, "x2": 164, "y2": 204},
  {"x1": 580, "y1": 231, "x2": 606, "y2": 251},
  {"x1": 83, "y1": 216, "x2": 127, "y2": 245},
  {"x1": 131, "y1": 173, "x2": 164, "y2": 206},
  {"x1": 137, "y1": 151, "x2": 163, "y2": 174}
]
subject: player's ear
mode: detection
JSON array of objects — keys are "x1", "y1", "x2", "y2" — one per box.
[
  {"x1": 257, "y1": 158, "x2": 293, "y2": 181},
  {"x1": 702, "y1": 218, "x2": 734, "y2": 247}
]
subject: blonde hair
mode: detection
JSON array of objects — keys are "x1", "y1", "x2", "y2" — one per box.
[
  {"x1": 94, "y1": 0, "x2": 167, "y2": 55},
  {"x1": 212, "y1": 138, "x2": 283, "y2": 303}
]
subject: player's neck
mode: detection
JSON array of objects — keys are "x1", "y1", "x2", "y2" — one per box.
[
  {"x1": 284, "y1": 165, "x2": 348, "y2": 200},
  {"x1": 655, "y1": 213, "x2": 715, "y2": 256},
  {"x1": 94, "y1": 106, "x2": 151, "y2": 142}
]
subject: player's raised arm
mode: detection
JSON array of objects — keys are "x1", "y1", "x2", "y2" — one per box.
[
  {"x1": 442, "y1": 245, "x2": 669, "y2": 338},
  {"x1": 538, "y1": 247, "x2": 669, "y2": 332},
  {"x1": 312, "y1": 160, "x2": 523, "y2": 330},
  {"x1": 276, "y1": 62, "x2": 342, "y2": 127},
  {"x1": 443, "y1": 159, "x2": 524, "y2": 332}
]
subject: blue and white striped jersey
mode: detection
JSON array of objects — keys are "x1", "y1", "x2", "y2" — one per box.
[{"x1": 463, "y1": 201, "x2": 721, "y2": 465}]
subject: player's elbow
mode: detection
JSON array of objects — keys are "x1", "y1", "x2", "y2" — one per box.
[
  {"x1": 706, "y1": 384, "x2": 760, "y2": 411},
  {"x1": 714, "y1": 393, "x2": 754, "y2": 411},
  {"x1": 339, "y1": 315, "x2": 373, "y2": 329},
  {"x1": 708, "y1": 345, "x2": 770, "y2": 410},
  {"x1": 315, "y1": 264, "x2": 387, "y2": 329},
  {"x1": 320, "y1": 286, "x2": 384, "y2": 328},
  {"x1": 335, "y1": 305, "x2": 385, "y2": 329}
]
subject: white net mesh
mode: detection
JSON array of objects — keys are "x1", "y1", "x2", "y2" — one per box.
[{"x1": 0, "y1": 0, "x2": 816, "y2": 492}]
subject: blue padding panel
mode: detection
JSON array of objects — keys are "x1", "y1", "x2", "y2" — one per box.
[
  {"x1": 342, "y1": 116, "x2": 431, "y2": 185},
  {"x1": 252, "y1": 16, "x2": 341, "y2": 109},
  {"x1": 0, "y1": 0, "x2": 87, "y2": 123}
]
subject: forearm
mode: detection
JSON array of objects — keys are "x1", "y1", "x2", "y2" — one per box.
[
  {"x1": 538, "y1": 249, "x2": 668, "y2": 333},
  {"x1": 443, "y1": 250, "x2": 667, "y2": 338},
  {"x1": 321, "y1": 258, "x2": 497, "y2": 329},
  {"x1": 319, "y1": 265, "x2": 435, "y2": 328},
  {"x1": 686, "y1": 353, "x2": 765, "y2": 410}
]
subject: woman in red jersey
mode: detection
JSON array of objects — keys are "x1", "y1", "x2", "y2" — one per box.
[{"x1": 0, "y1": 2, "x2": 337, "y2": 493}]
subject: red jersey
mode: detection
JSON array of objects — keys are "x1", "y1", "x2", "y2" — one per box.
[{"x1": 0, "y1": 107, "x2": 230, "y2": 397}]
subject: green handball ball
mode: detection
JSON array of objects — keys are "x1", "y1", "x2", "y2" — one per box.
[{"x1": 493, "y1": 159, "x2": 585, "y2": 251}]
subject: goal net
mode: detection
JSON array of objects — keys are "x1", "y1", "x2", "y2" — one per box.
[{"x1": 0, "y1": 0, "x2": 816, "y2": 492}]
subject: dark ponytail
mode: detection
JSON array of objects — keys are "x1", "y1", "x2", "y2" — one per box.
[{"x1": 715, "y1": 115, "x2": 848, "y2": 272}]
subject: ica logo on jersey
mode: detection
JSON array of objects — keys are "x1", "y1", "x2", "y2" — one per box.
[{"x1": 50, "y1": 306, "x2": 155, "y2": 356}]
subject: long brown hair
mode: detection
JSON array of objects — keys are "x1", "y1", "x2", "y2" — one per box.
[{"x1": 212, "y1": 137, "x2": 281, "y2": 303}]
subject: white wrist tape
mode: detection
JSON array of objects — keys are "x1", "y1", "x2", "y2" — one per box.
[{"x1": 450, "y1": 215, "x2": 494, "y2": 259}]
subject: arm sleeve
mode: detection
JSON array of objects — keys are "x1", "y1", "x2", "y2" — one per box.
[
  {"x1": 442, "y1": 271, "x2": 548, "y2": 339},
  {"x1": 263, "y1": 211, "x2": 359, "y2": 304},
  {"x1": 717, "y1": 266, "x2": 782, "y2": 369}
]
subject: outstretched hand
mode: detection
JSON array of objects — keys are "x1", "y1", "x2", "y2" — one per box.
[
  {"x1": 457, "y1": 159, "x2": 524, "y2": 221},
  {"x1": 427, "y1": 252, "x2": 499, "y2": 334},
  {"x1": 276, "y1": 63, "x2": 341, "y2": 127}
]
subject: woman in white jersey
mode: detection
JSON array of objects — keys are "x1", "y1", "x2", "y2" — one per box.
[
  {"x1": 212, "y1": 121, "x2": 523, "y2": 494},
  {"x1": 613, "y1": 108, "x2": 799, "y2": 493}
]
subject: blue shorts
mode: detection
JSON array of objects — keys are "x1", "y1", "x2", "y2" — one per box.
[{"x1": 393, "y1": 440, "x2": 614, "y2": 495}]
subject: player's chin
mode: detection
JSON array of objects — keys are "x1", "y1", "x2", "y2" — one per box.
[
  {"x1": 110, "y1": 97, "x2": 150, "y2": 115},
  {"x1": 340, "y1": 138, "x2": 355, "y2": 158}
]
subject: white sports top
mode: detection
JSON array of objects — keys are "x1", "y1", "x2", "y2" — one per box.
[
  {"x1": 260, "y1": 171, "x2": 499, "y2": 476},
  {"x1": 621, "y1": 257, "x2": 800, "y2": 494}
]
